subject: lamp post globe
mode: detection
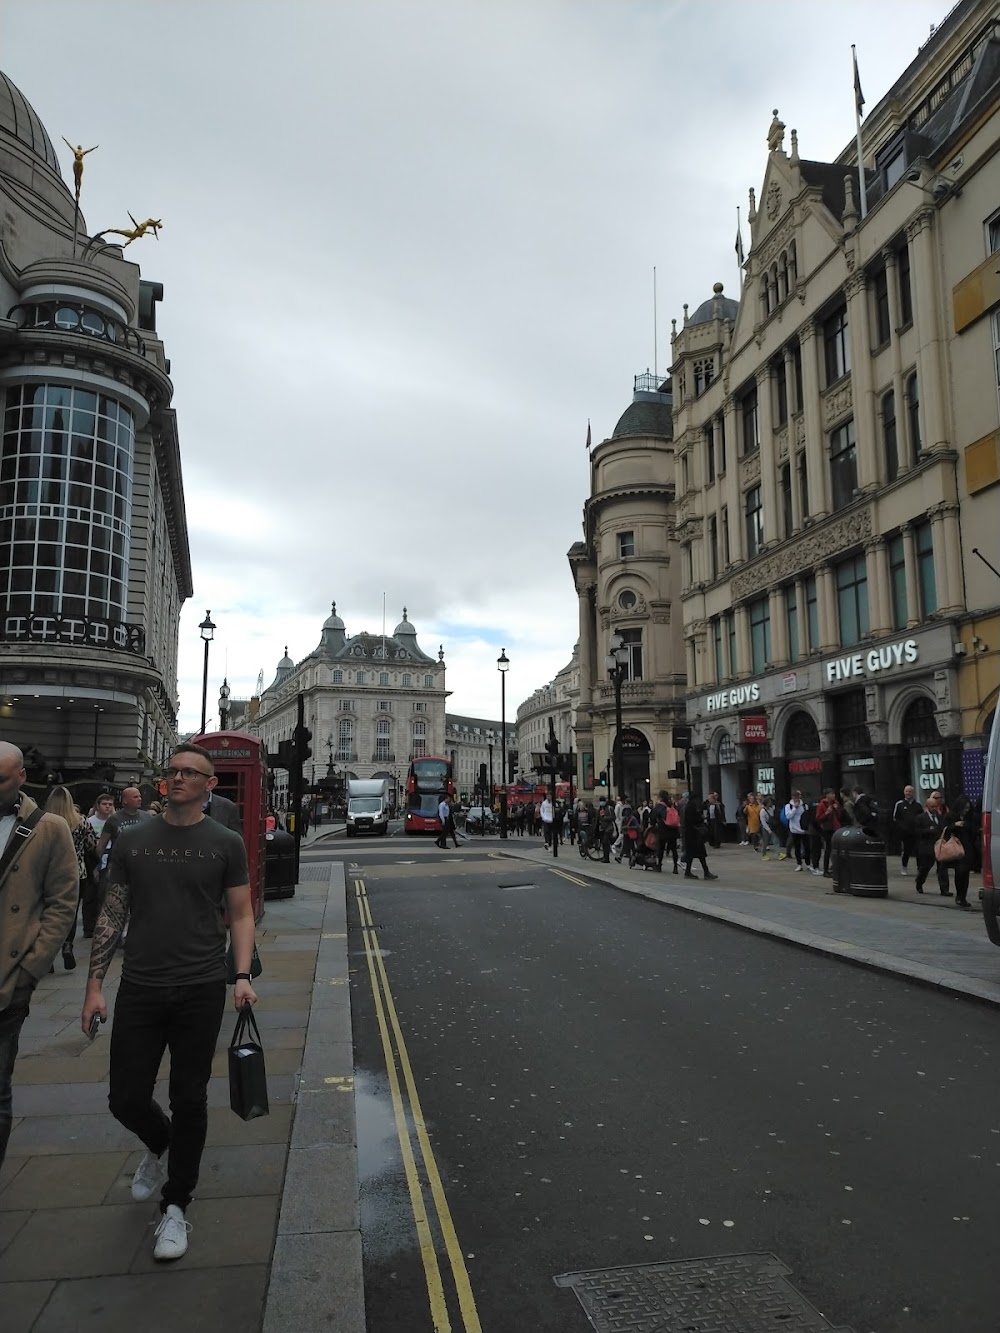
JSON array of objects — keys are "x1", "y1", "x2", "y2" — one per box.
[
  {"x1": 497, "y1": 648, "x2": 509, "y2": 839},
  {"x1": 198, "y1": 610, "x2": 216, "y2": 735},
  {"x1": 218, "y1": 676, "x2": 231, "y2": 731}
]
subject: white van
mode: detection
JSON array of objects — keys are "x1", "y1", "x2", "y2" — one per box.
[
  {"x1": 346, "y1": 778, "x2": 390, "y2": 837},
  {"x1": 982, "y1": 707, "x2": 1000, "y2": 944}
]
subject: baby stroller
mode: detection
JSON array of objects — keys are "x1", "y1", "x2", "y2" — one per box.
[{"x1": 629, "y1": 826, "x2": 660, "y2": 871}]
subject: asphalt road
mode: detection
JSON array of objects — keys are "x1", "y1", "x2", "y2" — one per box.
[{"x1": 333, "y1": 842, "x2": 1000, "y2": 1333}]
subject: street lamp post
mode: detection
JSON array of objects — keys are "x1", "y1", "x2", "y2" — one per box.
[
  {"x1": 497, "y1": 648, "x2": 509, "y2": 839},
  {"x1": 218, "y1": 677, "x2": 231, "y2": 731},
  {"x1": 198, "y1": 610, "x2": 216, "y2": 735},
  {"x1": 605, "y1": 632, "x2": 629, "y2": 802}
]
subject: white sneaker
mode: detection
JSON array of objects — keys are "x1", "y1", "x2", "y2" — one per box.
[
  {"x1": 131, "y1": 1150, "x2": 166, "y2": 1201},
  {"x1": 811, "y1": 867, "x2": 823, "y2": 876},
  {"x1": 795, "y1": 864, "x2": 803, "y2": 872},
  {"x1": 153, "y1": 1204, "x2": 191, "y2": 1261}
]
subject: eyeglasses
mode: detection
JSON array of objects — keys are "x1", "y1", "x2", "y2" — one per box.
[{"x1": 165, "y1": 766, "x2": 213, "y2": 781}]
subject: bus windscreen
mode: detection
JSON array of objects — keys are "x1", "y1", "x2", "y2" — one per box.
[{"x1": 411, "y1": 759, "x2": 450, "y2": 790}]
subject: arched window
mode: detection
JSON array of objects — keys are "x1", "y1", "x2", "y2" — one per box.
[
  {"x1": 787, "y1": 241, "x2": 797, "y2": 286},
  {"x1": 760, "y1": 274, "x2": 769, "y2": 315},
  {"x1": 778, "y1": 251, "x2": 788, "y2": 302},
  {"x1": 881, "y1": 390, "x2": 897, "y2": 479},
  {"x1": 785, "y1": 710, "x2": 820, "y2": 754},
  {"x1": 901, "y1": 696, "x2": 940, "y2": 746},
  {"x1": 771, "y1": 262, "x2": 781, "y2": 306},
  {"x1": 906, "y1": 372, "x2": 920, "y2": 453},
  {"x1": 337, "y1": 717, "x2": 353, "y2": 760},
  {"x1": 376, "y1": 718, "x2": 391, "y2": 737},
  {"x1": 718, "y1": 735, "x2": 738, "y2": 764}
]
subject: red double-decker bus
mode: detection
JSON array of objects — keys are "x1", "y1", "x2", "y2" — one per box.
[{"x1": 404, "y1": 756, "x2": 454, "y2": 835}]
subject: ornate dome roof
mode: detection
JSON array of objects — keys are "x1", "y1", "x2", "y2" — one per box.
[
  {"x1": 689, "y1": 282, "x2": 739, "y2": 325},
  {"x1": 394, "y1": 607, "x2": 416, "y2": 636},
  {"x1": 323, "y1": 601, "x2": 345, "y2": 631},
  {"x1": 612, "y1": 395, "x2": 673, "y2": 440},
  {"x1": 0, "y1": 70, "x2": 62, "y2": 175}
]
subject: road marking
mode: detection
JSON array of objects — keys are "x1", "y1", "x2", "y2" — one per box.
[
  {"x1": 551, "y1": 868, "x2": 588, "y2": 887},
  {"x1": 355, "y1": 879, "x2": 450, "y2": 1328},
  {"x1": 356, "y1": 877, "x2": 483, "y2": 1332}
]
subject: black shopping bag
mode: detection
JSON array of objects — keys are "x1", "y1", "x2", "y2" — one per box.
[{"x1": 228, "y1": 1002, "x2": 269, "y2": 1121}]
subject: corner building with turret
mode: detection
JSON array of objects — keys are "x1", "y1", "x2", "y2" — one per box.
[
  {"x1": 673, "y1": 0, "x2": 1000, "y2": 823},
  {"x1": 0, "y1": 69, "x2": 191, "y2": 788}
]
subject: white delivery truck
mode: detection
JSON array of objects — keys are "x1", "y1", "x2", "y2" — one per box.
[{"x1": 346, "y1": 778, "x2": 390, "y2": 837}]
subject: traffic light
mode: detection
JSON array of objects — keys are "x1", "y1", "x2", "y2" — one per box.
[
  {"x1": 276, "y1": 739, "x2": 295, "y2": 771},
  {"x1": 296, "y1": 725, "x2": 312, "y2": 763},
  {"x1": 598, "y1": 770, "x2": 608, "y2": 786}
]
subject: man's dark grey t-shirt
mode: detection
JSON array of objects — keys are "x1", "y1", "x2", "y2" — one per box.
[{"x1": 107, "y1": 816, "x2": 250, "y2": 987}]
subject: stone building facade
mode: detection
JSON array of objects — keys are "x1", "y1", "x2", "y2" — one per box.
[
  {"x1": 672, "y1": 0, "x2": 1000, "y2": 820},
  {"x1": 568, "y1": 386, "x2": 689, "y2": 807},
  {"x1": 444, "y1": 714, "x2": 514, "y2": 802},
  {"x1": 0, "y1": 69, "x2": 191, "y2": 787},
  {"x1": 252, "y1": 604, "x2": 448, "y2": 809},
  {"x1": 515, "y1": 646, "x2": 578, "y2": 784}
]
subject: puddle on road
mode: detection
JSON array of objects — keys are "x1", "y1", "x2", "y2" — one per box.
[{"x1": 356, "y1": 1069, "x2": 421, "y2": 1262}]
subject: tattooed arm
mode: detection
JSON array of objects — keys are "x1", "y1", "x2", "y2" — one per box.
[{"x1": 80, "y1": 878, "x2": 130, "y2": 1034}]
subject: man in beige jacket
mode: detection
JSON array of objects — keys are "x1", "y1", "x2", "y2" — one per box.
[{"x1": 0, "y1": 742, "x2": 78, "y2": 1167}]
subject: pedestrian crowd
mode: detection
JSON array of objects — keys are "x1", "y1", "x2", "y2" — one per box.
[{"x1": 0, "y1": 741, "x2": 257, "y2": 1266}]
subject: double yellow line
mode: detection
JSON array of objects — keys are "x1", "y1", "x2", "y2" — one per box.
[
  {"x1": 551, "y1": 867, "x2": 587, "y2": 887},
  {"x1": 354, "y1": 879, "x2": 482, "y2": 1333}
]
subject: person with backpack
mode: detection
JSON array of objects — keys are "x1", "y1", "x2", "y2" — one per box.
[
  {"x1": 759, "y1": 798, "x2": 777, "y2": 860},
  {"x1": 655, "y1": 790, "x2": 681, "y2": 873}
]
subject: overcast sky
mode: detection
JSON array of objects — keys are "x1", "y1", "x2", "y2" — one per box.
[{"x1": 5, "y1": 0, "x2": 946, "y2": 731}]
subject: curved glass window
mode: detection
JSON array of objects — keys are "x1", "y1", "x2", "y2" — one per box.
[
  {"x1": 81, "y1": 311, "x2": 105, "y2": 337},
  {"x1": 55, "y1": 307, "x2": 79, "y2": 330},
  {"x1": 0, "y1": 383, "x2": 134, "y2": 620}
]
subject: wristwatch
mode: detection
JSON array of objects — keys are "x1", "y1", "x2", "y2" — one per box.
[{"x1": 234, "y1": 972, "x2": 252, "y2": 982}]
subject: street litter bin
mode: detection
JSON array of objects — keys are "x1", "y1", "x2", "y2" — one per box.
[
  {"x1": 831, "y1": 825, "x2": 888, "y2": 898},
  {"x1": 264, "y1": 829, "x2": 296, "y2": 900}
]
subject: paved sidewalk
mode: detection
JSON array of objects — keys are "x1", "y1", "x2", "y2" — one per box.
[
  {"x1": 0, "y1": 862, "x2": 362, "y2": 1333},
  {"x1": 497, "y1": 836, "x2": 1000, "y2": 1005}
]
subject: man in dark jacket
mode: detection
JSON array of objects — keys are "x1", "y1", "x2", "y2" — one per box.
[
  {"x1": 892, "y1": 785, "x2": 920, "y2": 876},
  {"x1": 682, "y1": 798, "x2": 718, "y2": 881},
  {"x1": 205, "y1": 791, "x2": 242, "y2": 834}
]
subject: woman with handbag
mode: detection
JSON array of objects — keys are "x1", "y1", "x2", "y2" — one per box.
[
  {"x1": 939, "y1": 796, "x2": 975, "y2": 908},
  {"x1": 914, "y1": 790, "x2": 951, "y2": 896}
]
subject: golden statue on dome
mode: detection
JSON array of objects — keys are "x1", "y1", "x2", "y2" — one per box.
[
  {"x1": 94, "y1": 213, "x2": 163, "y2": 247},
  {"x1": 61, "y1": 138, "x2": 98, "y2": 202}
]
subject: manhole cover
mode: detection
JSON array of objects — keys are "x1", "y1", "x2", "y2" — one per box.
[{"x1": 553, "y1": 1253, "x2": 854, "y2": 1332}]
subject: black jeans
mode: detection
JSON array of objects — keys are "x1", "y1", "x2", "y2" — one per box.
[
  {"x1": 109, "y1": 979, "x2": 227, "y2": 1212},
  {"x1": 658, "y1": 830, "x2": 679, "y2": 870},
  {"x1": 63, "y1": 878, "x2": 83, "y2": 948},
  {"x1": 788, "y1": 832, "x2": 806, "y2": 865},
  {"x1": 898, "y1": 832, "x2": 917, "y2": 869},
  {"x1": 0, "y1": 976, "x2": 34, "y2": 1168},
  {"x1": 81, "y1": 873, "x2": 102, "y2": 937}
]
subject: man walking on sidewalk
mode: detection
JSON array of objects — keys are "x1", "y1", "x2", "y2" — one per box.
[
  {"x1": 435, "y1": 796, "x2": 450, "y2": 849},
  {"x1": 0, "y1": 742, "x2": 78, "y2": 1169},
  {"x1": 892, "y1": 785, "x2": 920, "y2": 876},
  {"x1": 81, "y1": 743, "x2": 257, "y2": 1262}
]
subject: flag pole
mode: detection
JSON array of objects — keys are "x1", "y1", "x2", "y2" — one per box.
[
  {"x1": 653, "y1": 266, "x2": 658, "y2": 381},
  {"x1": 852, "y1": 45, "x2": 868, "y2": 220}
]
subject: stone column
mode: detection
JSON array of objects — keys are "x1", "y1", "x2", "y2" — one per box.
[
  {"x1": 735, "y1": 603, "x2": 752, "y2": 677},
  {"x1": 929, "y1": 505, "x2": 951, "y2": 619},
  {"x1": 577, "y1": 581, "x2": 595, "y2": 710},
  {"x1": 769, "y1": 586, "x2": 788, "y2": 666},
  {"x1": 846, "y1": 272, "x2": 878, "y2": 491},
  {"x1": 882, "y1": 246, "x2": 909, "y2": 471},
  {"x1": 866, "y1": 538, "x2": 889, "y2": 635},
  {"x1": 723, "y1": 398, "x2": 743, "y2": 561},
  {"x1": 757, "y1": 366, "x2": 779, "y2": 548},
  {"x1": 784, "y1": 345, "x2": 803, "y2": 532},
  {"x1": 907, "y1": 210, "x2": 948, "y2": 453},
  {"x1": 685, "y1": 636, "x2": 697, "y2": 686},
  {"x1": 940, "y1": 503, "x2": 964, "y2": 612},
  {"x1": 799, "y1": 319, "x2": 828, "y2": 520},
  {"x1": 816, "y1": 562, "x2": 838, "y2": 652},
  {"x1": 794, "y1": 576, "x2": 807, "y2": 659},
  {"x1": 901, "y1": 523, "x2": 920, "y2": 630}
]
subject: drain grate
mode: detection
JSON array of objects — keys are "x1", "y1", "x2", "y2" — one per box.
[{"x1": 553, "y1": 1252, "x2": 854, "y2": 1332}]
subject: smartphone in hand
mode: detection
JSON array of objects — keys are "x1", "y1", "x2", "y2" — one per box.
[{"x1": 88, "y1": 1013, "x2": 102, "y2": 1040}]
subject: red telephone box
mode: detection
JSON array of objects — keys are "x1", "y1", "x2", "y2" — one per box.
[{"x1": 192, "y1": 730, "x2": 267, "y2": 922}]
